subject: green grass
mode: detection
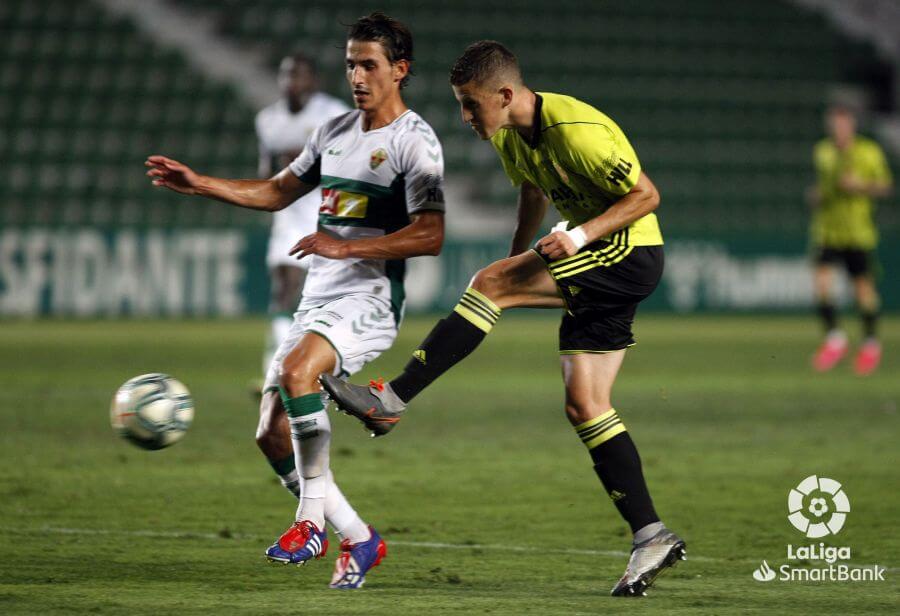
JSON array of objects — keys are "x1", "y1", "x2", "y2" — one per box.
[{"x1": 0, "y1": 314, "x2": 897, "y2": 614}]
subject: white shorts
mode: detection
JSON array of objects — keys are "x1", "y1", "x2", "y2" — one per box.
[{"x1": 263, "y1": 294, "x2": 398, "y2": 392}]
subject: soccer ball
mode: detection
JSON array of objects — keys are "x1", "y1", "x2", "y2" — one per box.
[{"x1": 110, "y1": 373, "x2": 194, "y2": 450}]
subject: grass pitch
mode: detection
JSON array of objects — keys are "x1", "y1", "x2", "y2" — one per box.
[{"x1": 0, "y1": 314, "x2": 897, "y2": 614}]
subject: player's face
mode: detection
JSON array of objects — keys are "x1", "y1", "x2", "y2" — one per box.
[
  {"x1": 278, "y1": 58, "x2": 315, "y2": 101},
  {"x1": 827, "y1": 108, "x2": 856, "y2": 147},
  {"x1": 345, "y1": 39, "x2": 404, "y2": 112},
  {"x1": 452, "y1": 81, "x2": 508, "y2": 140}
]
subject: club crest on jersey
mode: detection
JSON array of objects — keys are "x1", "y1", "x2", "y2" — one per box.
[{"x1": 369, "y1": 148, "x2": 388, "y2": 170}]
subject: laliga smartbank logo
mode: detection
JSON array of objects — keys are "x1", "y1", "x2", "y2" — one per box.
[
  {"x1": 751, "y1": 475, "x2": 886, "y2": 583},
  {"x1": 787, "y1": 475, "x2": 849, "y2": 538}
]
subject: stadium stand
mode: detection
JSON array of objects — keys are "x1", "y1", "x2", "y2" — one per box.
[
  {"x1": 1, "y1": 0, "x2": 895, "y2": 234},
  {"x1": 0, "y1": 0, "x2": 263, "y2": 229}
]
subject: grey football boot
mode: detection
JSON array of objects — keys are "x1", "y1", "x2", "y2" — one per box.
[
  {"x1": 610, "y1": 528, "x2": 686, "y2": 597},
  {"x1": 319, "y1": 374, "x2": 407, "y2": 437}
]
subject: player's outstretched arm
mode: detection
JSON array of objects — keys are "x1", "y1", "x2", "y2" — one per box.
[
  {"x1": 509, "y1": 181, "x2": 549, "y2": 257},
  {"x1": 145, "y1": 155, "x2": 314, "y2": 211},
  {"x1": 536, "y1": 172, "x2": 660, "y2": 260},
  {"x1": 289, "y1": 211, "x2": 445, "y2": 261}
]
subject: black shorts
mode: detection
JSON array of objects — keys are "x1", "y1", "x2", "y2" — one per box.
[
  {"x1": 536, "y1": 242, "x2": 664, "y2": 353},
  {"x1": 815, "y1": 247, "x2": 874, "y2": 278}
]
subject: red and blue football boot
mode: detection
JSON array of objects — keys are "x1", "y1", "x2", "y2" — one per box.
[
  {"x1": 329, "y1": 526, "x2": 387, "y2": 589},
  {"x1": 265, "y1": 520, "x2": 328, "y2": 565}
]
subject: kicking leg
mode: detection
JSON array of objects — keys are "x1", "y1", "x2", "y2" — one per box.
[{"x1": 322, "y1": 250, "x2": 562, "y2": 436}]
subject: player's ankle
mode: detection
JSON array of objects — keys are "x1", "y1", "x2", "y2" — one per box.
[{"x1": 633, "y1": 521, "x2": 665, "y2": 545}]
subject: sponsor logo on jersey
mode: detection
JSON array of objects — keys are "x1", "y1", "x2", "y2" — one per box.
[
  {"x1": 369, "y1": 148, "x2": 388, "y2": 170},
  {"x1": 320, "y1": 188, "x2": 369, "y2": 218},
  {"x1": 606, "y1": 159, "x2": 633, "y2": 186}
]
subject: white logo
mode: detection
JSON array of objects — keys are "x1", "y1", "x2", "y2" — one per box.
[
  {"x1": 752, "y1": 560, "x2": 776, "y2": 582},
  {"x1": 787, "y1": 475, "x2": 850, "y2": 538}
]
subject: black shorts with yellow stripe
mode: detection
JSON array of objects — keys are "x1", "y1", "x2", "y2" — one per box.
[{"x1": 535, "y1": 241, "x2": 664, "y2": 353}]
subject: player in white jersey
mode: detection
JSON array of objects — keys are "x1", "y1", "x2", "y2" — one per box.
[
  {"x1": 256, "y1": 53, "x2": 349, "y2": 379},
  {"x1": 145, "y1": 13, "x2": 445, "y2": 589}
]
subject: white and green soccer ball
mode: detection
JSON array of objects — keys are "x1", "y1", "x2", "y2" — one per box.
[{"x1": 110, "y1": 373, "x2": 194, "y2": 450}]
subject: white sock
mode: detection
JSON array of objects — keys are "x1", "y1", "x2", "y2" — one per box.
[
  {"x1": 325, "y1": 470, "x2": 371, "y2": 545},
  {"x1": 290, "y1": 407, "x2": 330, "y2": 530}
]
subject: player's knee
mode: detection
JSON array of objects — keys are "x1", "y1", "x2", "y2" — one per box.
[
  {"x1": 470, "y1": 263, "x2": 507, "y2": 301},
  {"x1": 564, "y1": 401, "x2": 593, "y2": 426},
  {"x1": 279, "y1": 355, "x2": 319, "y2": 394}
]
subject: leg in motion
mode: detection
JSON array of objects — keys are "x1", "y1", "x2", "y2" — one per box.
[
  {"x1": 812, "y1": 261, "x2": 847, "y2": 371},
  {"x1": 326, "y1": 471, "x2": 387, "y2": 589},
  {"x1": 562, "y1": 352, "x2": 685, "y2": 597},
  {"x1": 852, "y1": 271, "x2": 881, "y2": 375},
  {"x1": 256, "y1": 390, "x2": 301, "y2": 499},
  {"x1": 322, "y1": 250, "x2": 562, "y2": 436},
  {"x1": 265, "y1": 333, "x2": 336, "y2": 565}
]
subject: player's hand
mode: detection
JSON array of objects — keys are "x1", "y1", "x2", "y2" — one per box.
[
  {"x1": 145, "y1": 155, "x2": 202, "y2": 194},
  {"x1": 289, "y1": 232, "x2": 350, "y2": 260},
  {"x1": 838, "y1": 174, "x2": 866, "y2": 195},
  {"x1": 536, "y1": 230, "x2": 579, "y2": 260}
]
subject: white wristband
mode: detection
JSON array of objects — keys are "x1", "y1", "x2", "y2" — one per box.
[{"x1": 564, "y1": 226, "x2": 588, "y2": 250}]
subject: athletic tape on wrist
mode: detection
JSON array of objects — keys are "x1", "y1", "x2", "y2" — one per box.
[{"x1": 564, "y1": 226, "x2": 588, "y2": 250}]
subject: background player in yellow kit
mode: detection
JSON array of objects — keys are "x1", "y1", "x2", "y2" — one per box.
[
  {"x1": 324, "y1": 40, "x2": 684, "y2": 597},
  {"x1": 809, "y1": 103, "x2": 893, "y2": 375}
]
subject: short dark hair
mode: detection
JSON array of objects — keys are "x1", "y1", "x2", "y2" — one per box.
[
  {"x1": 347, "y1": 12, "x2": 414, "y2": 89},
  {"x1": 283, "y1": 52, "x2": 316, "y2": 74},
  {"x1": 450, "y1": 40, "x2": 521, "y2": 87}
]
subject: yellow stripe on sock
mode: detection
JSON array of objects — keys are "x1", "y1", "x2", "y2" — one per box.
[
  {"x1": 454, "y1": 305, "x2": 496, "y2": 333},
  {"x1": 463, "y1": 287, "x2": 501, "y2": 317},
  {"x1": 575, "y1": 409, "x2": 617, "y2": 433},
  {"x1": 574, "y1": 409, "x2": 627, "y2": 449},
  {"x1": 583, "y1": 422, "x2": 626, "y2": 448}
]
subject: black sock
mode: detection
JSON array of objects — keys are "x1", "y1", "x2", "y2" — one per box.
[
  {"x1": 575, "y1": 410, "x2": 659, "y2": 533},
  {"x1": 390, "y1": 288, "x2": 501, "y2": 403},
  {"x1": 861, "y1": 309, "x2": 878, "y2": 339},
  {"x1": 817, "y1": 302, "x2": 837, "y2": 333}
]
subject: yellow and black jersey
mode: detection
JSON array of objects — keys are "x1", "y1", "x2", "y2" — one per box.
[
  {"x1": 812, "y1": 136, "x2": 893, "y2": 250},
  {"x1": 490, "y1": 92, "x2": 662, "y2": 246}
]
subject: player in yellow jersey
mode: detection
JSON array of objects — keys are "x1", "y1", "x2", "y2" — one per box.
[
  {"x1": 323, "y1": 40, "x2": 685, "y2": 597},
  {"x1": 809, "y1": 103, "x2": 893, "y2": 375}
]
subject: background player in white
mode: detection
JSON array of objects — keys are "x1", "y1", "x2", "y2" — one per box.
[
  {"x1": 145, "y1": 13, "x2": 445, "y2": 589},
  {"x1": 257, "y1": 52, "x2": 348, "y2": 384}
]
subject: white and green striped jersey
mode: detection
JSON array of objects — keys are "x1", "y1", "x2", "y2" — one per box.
[{"x1": 288, "y1": 108, "x2": 445, "y2": 323}]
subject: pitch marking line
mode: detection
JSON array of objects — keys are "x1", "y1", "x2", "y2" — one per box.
[
  {"x1": 4, "y1": 527, "x2": 896, "y2": 572},
  {"x1": 0, "y1": 525, "x2": 706, "y2": 564}
]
